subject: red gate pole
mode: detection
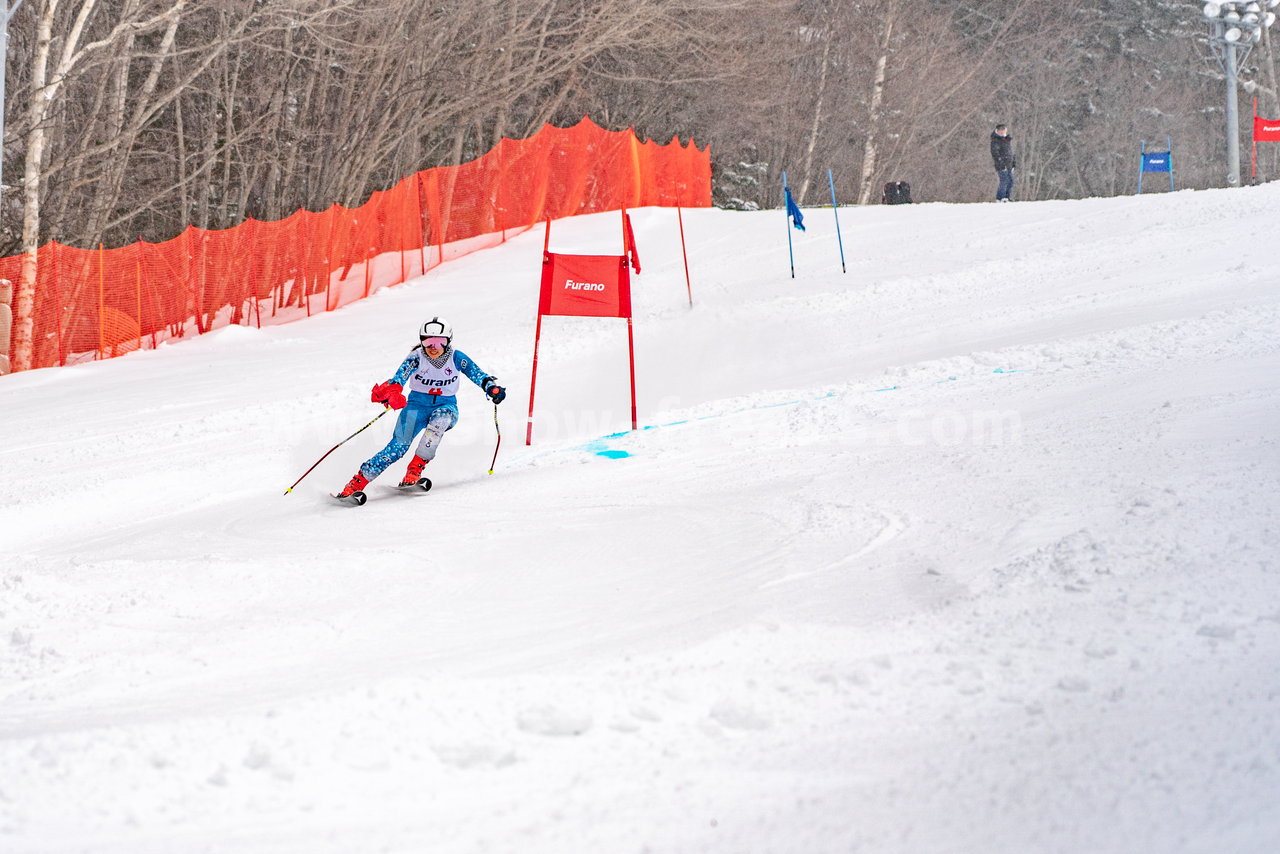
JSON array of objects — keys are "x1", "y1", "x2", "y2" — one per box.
[
  {"x1": 619, "y1": 254, "x2": 638, "y2": 432},
  {"x1": 626, "y1": 315, "x2": 638, "y2": 431},
  {"x1": 526, "y1": 219, "x2": 553, "y2": 445},
  {"x1": 677, "y1": 201, "x2": 692, "y2": 306},
  {"x1": 1252, "y1": 97, "x2": 1259, "y2": 183},
  {"x1": 525, "y1": 312, "x2": 544, "y2": 446}
]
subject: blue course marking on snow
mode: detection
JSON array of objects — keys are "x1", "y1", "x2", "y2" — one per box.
[
  {"x1": 581, "y1": 437, "x2": 633, "y2": 459},
  {"x1": 561, "y1": 371, "x2": 1030, "y2": 461},
  {"x1": 579, "y1": 392, "x2": 843, "y2": 458}
]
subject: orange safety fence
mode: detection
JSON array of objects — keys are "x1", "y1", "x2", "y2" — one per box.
[{"x1": 1, "y1": 117, "x2": 710, "y2": 374}]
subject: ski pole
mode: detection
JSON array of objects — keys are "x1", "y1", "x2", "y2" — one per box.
[
  {"x1": 488, "y1": 402, "x2": 501, "y2": 475},
  {"x1": 284, "y1": 407, "x2": 390, "y2": 495}
]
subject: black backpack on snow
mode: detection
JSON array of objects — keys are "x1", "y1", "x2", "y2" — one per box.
[{"x1": 881, "y1": 181, "x2": 912, "y2": 204}]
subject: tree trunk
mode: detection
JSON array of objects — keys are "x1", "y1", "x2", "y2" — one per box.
[
  {"x1": 797, "y1": 33, "x2": 831, "y2": 205},
  {"x1": 856, "y1": 8, "x2": 896, "y2": 205},
  {"x1": 13, "y1": 0, "x2": 69, "y2": 372}
]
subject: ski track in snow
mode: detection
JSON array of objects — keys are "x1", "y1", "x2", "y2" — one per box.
[{"x1": 1, "y1": 186, "x2": 1279, "y2": 853}]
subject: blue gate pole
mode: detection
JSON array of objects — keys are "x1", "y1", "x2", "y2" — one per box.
[
  {"x1": 1167, "y1": 136, "x2": 1175, "y2": 192},
  {"x1": 1137, "y1": 140, "x2": 1145, "y2": 195},
  {"x1": 827, "y1": 169, "x2": 846, "y2": 274},
  {"x1": 782, "y1": 171, "x2": 796, "y2": 279}
]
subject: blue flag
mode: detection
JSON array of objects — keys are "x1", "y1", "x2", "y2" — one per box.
[
  {"x1": 1141, "y1": 152, "x2": 1171, "y2": 173},
  {"x1": 785, "y1": 187, "x2": 805, "y2": 231}
]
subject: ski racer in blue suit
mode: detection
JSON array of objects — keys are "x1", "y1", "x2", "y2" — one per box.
[{"x1": 335, "y1": 316, "x2": 506, "y2": 497}]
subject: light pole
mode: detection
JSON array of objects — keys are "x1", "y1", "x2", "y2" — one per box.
[{"x1": 1203, "y1": 2, "x2": 1279, "y2": 185}]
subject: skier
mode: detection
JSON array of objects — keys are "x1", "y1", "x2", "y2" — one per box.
[{"x1": 334, "y1": 316, "x2": 506, "y2": 498}]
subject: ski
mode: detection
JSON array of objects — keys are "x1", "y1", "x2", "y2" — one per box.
[
  {"x1": 388, "y1": 477, "x2": 433, "y2": 494},
  {"x1": 327, "y1": 479, "x2": 430, "y2": 506}
]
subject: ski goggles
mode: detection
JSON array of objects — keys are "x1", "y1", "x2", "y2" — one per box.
[{"x1": 420, "y1": 336, "x2": 449, "y2": 348}]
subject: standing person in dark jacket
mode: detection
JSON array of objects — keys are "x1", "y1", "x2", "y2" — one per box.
[{"x1": 990, "y1": 123, "x2": 1016, "y2": 202}]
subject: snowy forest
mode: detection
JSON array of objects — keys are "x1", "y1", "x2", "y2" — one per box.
[{"x1": 1, "y1": 0, "x2": 1277, "y2": 256}]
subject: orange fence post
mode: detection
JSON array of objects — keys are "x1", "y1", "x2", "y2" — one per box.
[
  {"x1": 498, "y1": 140, "x2": 507, "y2": 242},
  {"x1": 398, "y1": 177, "x2": 407, "y2": 284},
  {"x1": 303, "y1": 216, "x2": 314, "y2": 317},
  {"x1": 628, "y1": 132, "x2": 644, "y2": 209},
  {"x1": 138, "y1": 239, "x2": 155, "y2": 349},
  {"x1": 362, "y1": 212, "x2": 373, "y2": 299},
  {"x1": 135, "y1": 240, "x2": 142, "y2": 352},
  {"x1": 51, "y1": 243, "x2": 65, "y2": 366},
  {"x1": 324, "y1": 205, "x2": 336, "y2": 312},
  {"x1": 97, "y1": 242, "x2": 105, "y2": 361},
  {"x1": 433, "y1": 174, "x2": 445, "y2": 267},
  {"x1": 415, "y1": 174, "x2": 426, "y2": 275},
  {"x1": 250, "y1": 220, "x2": 261, "y2": 328}
]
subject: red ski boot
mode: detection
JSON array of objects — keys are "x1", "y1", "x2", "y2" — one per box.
[
  {"x1": 336, "y1": 472, "x2": 369, "y2": 498},
  {"x1": 398, "y1": 456, "x2": 428, "y2": 487}
]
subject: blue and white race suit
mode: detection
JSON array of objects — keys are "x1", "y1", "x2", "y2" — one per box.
[{"x1": 359, "y1": 346, "x2": 496, "y2": 478}]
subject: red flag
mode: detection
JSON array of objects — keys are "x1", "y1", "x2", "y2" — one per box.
[
  {"x1": 538, "y1": 252, "x2": 631, "y2": 318},
  {"x1": 623, "y1": 213, "x2": 641, "y2": 274},
  {"x1": 1254, "y1": 116, "x2": 1280, "y2": 142}
]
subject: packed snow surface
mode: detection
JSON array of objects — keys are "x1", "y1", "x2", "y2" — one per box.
[{"x1": 2, "y1": 185, "x2": 1279, "y2": 854}]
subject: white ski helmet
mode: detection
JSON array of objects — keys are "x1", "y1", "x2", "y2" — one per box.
[{"x1": 419, "y1": 316, "x2": 453, "y2": 345}]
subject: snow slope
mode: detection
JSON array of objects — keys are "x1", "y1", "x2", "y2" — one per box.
[{"x1": 1, "y1": 184, "x2": 1278, "y2": 854}]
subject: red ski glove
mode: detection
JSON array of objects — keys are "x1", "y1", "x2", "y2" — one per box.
[{"x1": 371, "y1": 382, "x2": 407, "y2": 409}]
